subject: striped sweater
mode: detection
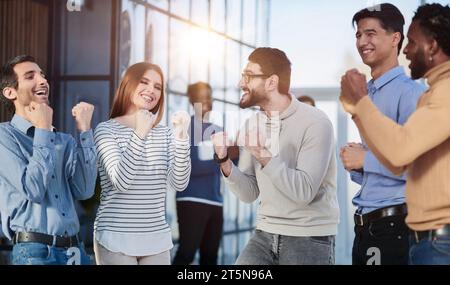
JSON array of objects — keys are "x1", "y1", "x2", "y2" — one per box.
[{"x1": 93, "y1": 119, "x2": 190, "y2": 241}]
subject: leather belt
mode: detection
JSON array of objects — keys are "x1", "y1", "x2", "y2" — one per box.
[
  {"x1": 354, "y1": 204, "x2": 407, "y2": 227},
  {"x1": 13, "y1": 231, "x2": 79, "y2": 248},
  {"x1": 411, "y1": 224, "x2": 450, "y2": 243}
]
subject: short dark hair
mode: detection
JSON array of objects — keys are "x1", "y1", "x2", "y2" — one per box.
[
  {"x1": 0, "y1": 55, "x2": 37, "y2": 113},
  {"x1": 248, "y1": 47, "x2": 291, "y2": 95},
  {"x1": 187, "y1": 82, "x2": 212, "y2": 105},
  {"x1": 413, "y1": 3, "x2": 450, "y2": 57},
  {"x1": 352, "y1": 3, "x2": 405, "y2": 55}
]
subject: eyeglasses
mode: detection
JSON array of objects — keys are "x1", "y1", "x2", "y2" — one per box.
[{"x1": 241, "y1": 73, "x2": 270, "y2": 84}]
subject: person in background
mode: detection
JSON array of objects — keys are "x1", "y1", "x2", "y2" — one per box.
[
  {"x1": 173, "y1": 82, "x2": 224, "y2": 265},
  {"x1": 297, "y1": 95, "x2": 315, "y2": 107}
]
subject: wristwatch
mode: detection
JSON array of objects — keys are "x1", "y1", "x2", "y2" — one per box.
[{"x1": 213, "y1": 153, "x2": 229, "y2": 164}]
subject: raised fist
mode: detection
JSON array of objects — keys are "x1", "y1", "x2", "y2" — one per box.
[
  {"x1": 72, "y1": 102, "x2": 94, "y2": 132},
  {"x1": 171, "y1": 111, "x2": 190, "y2": 140},
  {"x1": 135, "y1": 109, "x2": 156, "y2": 139},
  {"x1": 25, "y1": 102, "x2": 53, "y2": 131},
  {"x1": 211, "y1": 132, "x2": 231, "y2": 160}
]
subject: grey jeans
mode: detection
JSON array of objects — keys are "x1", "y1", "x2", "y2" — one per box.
[{"x1": 236, "y1": 230, "x2": 335, "y2": 265}]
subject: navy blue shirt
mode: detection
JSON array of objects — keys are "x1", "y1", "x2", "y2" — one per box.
[
  {"x1": 176, "y1": 116, "x2": 223, "y2": 206},
  {"x1": 0, "y1": 115, "x2": 97, "y2": 239}
]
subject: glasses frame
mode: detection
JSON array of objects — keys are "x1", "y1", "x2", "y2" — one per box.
[{"x1": 241, "y1": 73, "x2": 270, "y2": 84}]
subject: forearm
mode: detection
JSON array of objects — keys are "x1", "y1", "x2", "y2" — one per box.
[
  {"x1": 97, "y1": 131, "x2": 146, "y2": 192},
  {"x1": 71, "y1": 130, "x2": 97, "y2": 200},
  {"x1": 167, "y1": 138, "x2": 191, "y2": 191},
  {"x1": 223, "y1": 163, "x2": 259, "y2": 203}
]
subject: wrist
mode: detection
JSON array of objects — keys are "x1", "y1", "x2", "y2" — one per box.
[
  {"x1": 77, "y1": 125, "x2": 90, "y2": 132},
  {"x1": 214, "y1": 152, "x2": 229, "y2": 164}
]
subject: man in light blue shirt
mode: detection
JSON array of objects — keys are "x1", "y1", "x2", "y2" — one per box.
[
  {"x1": 0, "y1": 55, "x2": 97, "y2": 265},
  {"x1": 340, "y1": 4, "x2": 426, "y2": 265}
]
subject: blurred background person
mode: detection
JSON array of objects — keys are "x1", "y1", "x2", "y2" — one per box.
[
  {"x1": 173, "y1": 82, "x2": 224, "y2": 265},
  {"x1": 297, "y1": 95, "x2": 316, "y2": 107}
]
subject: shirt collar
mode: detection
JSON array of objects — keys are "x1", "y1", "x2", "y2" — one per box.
[
  {"x1": 369, "y1": 66, "x2": 405, "y2": 91},
  {"x1": 11, "y1": 114, "x2": 34, "y2": 136},
  {"x1": 279, "y1": 94, "x2": 297, "y2": 120},
  {"x1": 10, "y1": 114, "x2": 57, "y2": 137}
]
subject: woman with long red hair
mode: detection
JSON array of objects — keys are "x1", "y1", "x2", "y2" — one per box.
[{"x1": 93, "y1": 62, "x2": 191, "y2": 265}]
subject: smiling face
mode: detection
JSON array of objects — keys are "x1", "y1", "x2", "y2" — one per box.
[
  {"x1": 403, "y1": 20, "x2": 432, "y2": 80},
  {"x1": 129, "y1": 69, "x2": 163, "y2": 113},
  {"x1": 239, "y1": 61, "x2": 268, "y2": 109},
  {"x1": 11, "y1": 61, "x2": 50, "y2": 111},
  {"x1": 356, "y1": 18, "x2": 399, "y2": 69}
]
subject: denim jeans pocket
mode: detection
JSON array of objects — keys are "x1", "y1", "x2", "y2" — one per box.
[
  {"x1": 432, "y1": 238, "x2": 450, "y2": 257},
  {"x1": 369, "y1": 218, "x2": 408, "y2": 240},
  {"x1": 309, "y1": 236, "x2": 332, "y2": 246},
  {"x1": 13, "y1": 243, "x2": 51, "y2": 264}
]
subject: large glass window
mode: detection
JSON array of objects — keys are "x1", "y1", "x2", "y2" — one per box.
[
  {"x1": 121, "y1": 0, "x2": 270, "y2": 264},
  {"x1": 210, "y1": 0, "x2": 226, "y2": 33},
  {"x1": 191, "y1": 0, "x2": 209, "y2": 26},
  {"x1": 61, "y1": 0, "x2": 111, "y2": 75}
]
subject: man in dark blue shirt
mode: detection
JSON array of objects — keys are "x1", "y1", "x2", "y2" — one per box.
[
  {"x1": 173, "y1": 82, "x2": 229, "y2": 265},
  {"x1": 0, "y1": 55, "x2": 97, "y2": 265}
]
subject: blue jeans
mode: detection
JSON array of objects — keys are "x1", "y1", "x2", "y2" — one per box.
[
  {"x1": 236, "y1": 229, "x2": 335, "y2": 265},
  {"x1": 12, "y1": 242, "x2": 92, "y2": 265},
  {"x1": 409, "y1": 235, "x2": 450, "y2": 265}
]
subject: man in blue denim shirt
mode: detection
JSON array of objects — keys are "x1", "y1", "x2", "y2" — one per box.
[
  {"x1": 0, "y1": 55, "x2": 97, "y2": 265},
  {"x1": 340, "y1": 4, "x2": 426, "y2": 265}
]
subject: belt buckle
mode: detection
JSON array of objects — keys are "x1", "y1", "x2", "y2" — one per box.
[{"x1": 355, "y1": 213, "x2": 364, "y2": 226}]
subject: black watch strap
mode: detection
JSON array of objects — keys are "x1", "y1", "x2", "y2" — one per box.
[{"x1": 214, "y1": 153, "x2": 229, "y2": 164}]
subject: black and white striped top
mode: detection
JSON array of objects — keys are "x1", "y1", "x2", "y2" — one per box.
[{"x1": 93, "y1": 119, "x2": 190, "y2": 241}]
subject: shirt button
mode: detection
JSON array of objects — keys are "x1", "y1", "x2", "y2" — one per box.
[
  {"x1": 50, "y1": 139, "x2": 54, "y2": 143},
  {"x1": 86, "y1": 161, "x2": 89, "y2": 164},
  {"x1": 52, "y1": 175, "x2": 55, "y2": 179},
  {"x1": 55, "y1": 194, "x2": 59, "y2": 199},
  {"x1": 81, "y1": 138, "x2": 86, "y2": 141},
  {"x1": 62, "y1": 213, "x2": 66, "y2": 217}
]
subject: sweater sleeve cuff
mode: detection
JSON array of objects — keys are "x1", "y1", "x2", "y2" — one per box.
[
  {"x1": 175, "y1": 136, "x2": 190, "y2": 146},
  {"x1": 261, "y1": 155, "x2": 282, "y2": 178},
  {"x1": 223, "y1": 163, "x2": 238, "y2": 185}
]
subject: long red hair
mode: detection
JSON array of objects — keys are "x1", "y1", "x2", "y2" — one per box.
[{"x1": 110, "y1": 62, "x2": 165, "y2": 127}]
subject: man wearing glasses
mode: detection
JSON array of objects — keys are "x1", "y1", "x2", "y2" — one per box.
[{"x1": 211, "y1": 47, "x2": 339, "y2": 265}]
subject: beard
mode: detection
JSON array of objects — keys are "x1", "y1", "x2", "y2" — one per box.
[
  {"x1": 239, "y1": 87, "x2": 264, "y2": 109},
  {"x1": 410, "y1": 48, "x2": 429, "y2": 80}
]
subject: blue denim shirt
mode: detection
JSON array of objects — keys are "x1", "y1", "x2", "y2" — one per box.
[
  {"x1": 0, "y1": 114, "x2": 97, "y2": 239},
  {"x1": 351, "y1": 66, "x2": 426, "y2": 214}
]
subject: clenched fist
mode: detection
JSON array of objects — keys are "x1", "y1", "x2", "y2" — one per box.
[
  {"x1": 72, "y1": 102, "x2": 94, "y2": 132},
  {"x1": 171, "y1": 111, "x2": 190, "y2": 140},
  {"x1": 339, "y1": 69, "x2": 368, "y2": 115},
  {"x1": 211, "y1": 132, "x2": 232, "y2": 160},
  {"x1": 135, "y1": 109, "x2": 156, "y2": 139},
  {"x1": 339, "y1": 142, "x2": 366, "y2": 171},
  {"x1": 25, "y1": 102, "x2": 53, "y2": 131}
]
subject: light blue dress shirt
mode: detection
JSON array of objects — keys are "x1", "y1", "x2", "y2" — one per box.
[
  {"x1": 0, "y1": 114, "x2": 97, "y2": 239},
  {"x1": 351, "y1": 66, "x2": 426, "y2": 214}
]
